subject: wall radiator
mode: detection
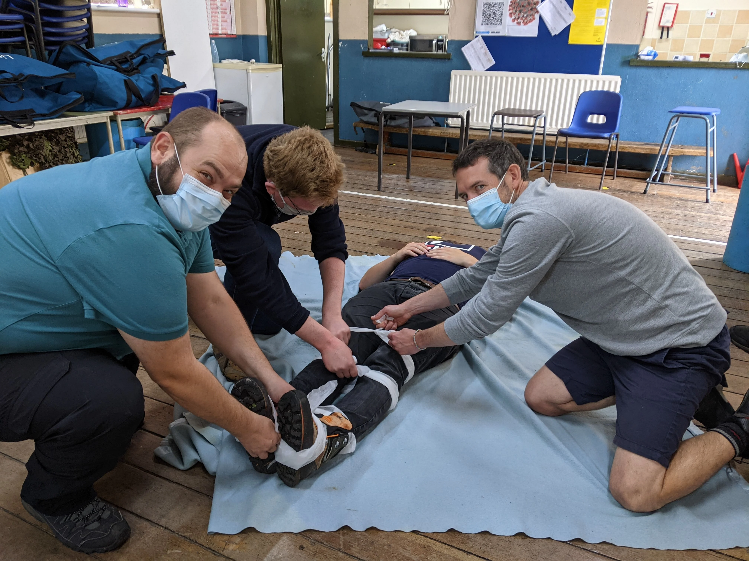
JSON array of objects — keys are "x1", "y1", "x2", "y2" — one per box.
[{"x1": 449, "y1": 71, "x2": 621, "y2": 132}]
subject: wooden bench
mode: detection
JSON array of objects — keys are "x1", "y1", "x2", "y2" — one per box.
[{"x1": 353, "y1": 120, "x2": 712, "y2": 180}]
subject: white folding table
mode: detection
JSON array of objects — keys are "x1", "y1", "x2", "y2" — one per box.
[{"x1": 377, "y1": 100, "x2": 476, "y2": 195}]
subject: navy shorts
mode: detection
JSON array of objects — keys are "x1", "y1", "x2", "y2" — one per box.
[{"x1": 546, "y1": 325, "x2": 731, "y2": 468}]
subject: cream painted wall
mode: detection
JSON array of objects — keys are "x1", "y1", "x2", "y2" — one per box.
[
  {"x1": 236, "y1": 0, "x2": 266, "y2": 35},
  {"x1": 340, "y1": 0, "x2": 369, "y2": 40},
  {"x1": 448, "y1": 0, "x2": 475, "y2": 40},
  {"x1": 91, "y1": 8, "x2": 162, "y2": 34},
  {"x1": 608, "y1": 0, "x2": 648, "y2": 44}
]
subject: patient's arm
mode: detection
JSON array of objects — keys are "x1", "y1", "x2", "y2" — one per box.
[
  {"x1": 358, "y1": 242, "x2": 429, "y2": 291},
  {"x1": 426, "y1": 246, "x2": 479, "y2": 268}
]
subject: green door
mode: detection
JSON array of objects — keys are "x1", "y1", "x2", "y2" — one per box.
[{"x1": 279, "y1": 0, "x2": 327, "y2": 129}]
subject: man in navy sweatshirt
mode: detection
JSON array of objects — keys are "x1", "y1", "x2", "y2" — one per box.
[{"x1": 210, "y1": 125, "x2": 357, "y2": 378}]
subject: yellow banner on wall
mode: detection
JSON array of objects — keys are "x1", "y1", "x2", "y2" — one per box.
[{"x1": 568, "y1": 0, "x2": 609, "y2": 45}]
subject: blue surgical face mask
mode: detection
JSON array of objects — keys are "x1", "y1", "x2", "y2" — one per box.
[
  {"x1": 155, "y1": 142, "x2": 230, "y2": 232},
  {"x1": 466, "y1": 170, "x2": 516, "y2": 229}
]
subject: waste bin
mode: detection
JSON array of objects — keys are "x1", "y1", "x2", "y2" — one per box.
[{"x1": 219, "y1": 100, "x2": 247, "y2": 127}]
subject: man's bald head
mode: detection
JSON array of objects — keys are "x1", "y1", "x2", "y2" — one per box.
[{"x1": 149, "y1": 107, "x2": 248, "y2": 201}]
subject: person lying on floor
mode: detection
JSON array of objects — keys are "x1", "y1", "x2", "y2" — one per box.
[{"x1": 228, "y1": 239, "x2": 486, "y2": 486}]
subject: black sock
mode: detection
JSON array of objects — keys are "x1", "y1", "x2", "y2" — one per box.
[{"x1": 711, "y1": 417, "x2": 749, "y2": 457}]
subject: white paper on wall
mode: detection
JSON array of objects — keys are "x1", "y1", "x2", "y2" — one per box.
[
  {"x1": 538, "y1": 0, "x2": 575, "y2": 36},
  {"x1": 506, "y1": 0, "x2": 540, "y2": 37},
  {"x1": 461, "y1": 36, "x2": 496, "y2": 71}
]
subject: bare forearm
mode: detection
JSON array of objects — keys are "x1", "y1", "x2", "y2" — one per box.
[
  {"x1": 359, "y1": 254, "x2": 399, "y2": 290},
  {"x1": 296, "y1": 315, "x2": 338, "y2": 351},
  {"x1": 320, "y1": 257, "x2": 345, "y2": 320},
  {"x1": 403, "y1": 284, "x2": 451, "y2": 316},
  {"x1": 157, "y1": 360, "x2": 259, "y2": 439},
  {"x1": 415, "y1": 323, "x2": 456, "y2": 349}
]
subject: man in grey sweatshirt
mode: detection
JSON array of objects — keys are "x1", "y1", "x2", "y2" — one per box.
[{"x1": 374, "y1": 139, "x2": 748, "y2": 513}]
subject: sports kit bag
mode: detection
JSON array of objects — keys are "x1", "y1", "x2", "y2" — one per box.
[{"x1": 48, "y1": 37, "x2": 185, "y2": 112}]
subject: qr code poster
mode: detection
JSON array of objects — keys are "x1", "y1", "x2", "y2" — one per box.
[{"x1": 475, "y1": 0, "x2": 508, "y2": 36}]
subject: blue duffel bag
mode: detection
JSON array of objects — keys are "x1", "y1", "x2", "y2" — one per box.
[
  {"x1": 48, "y1": 37, "x2": 185, "y2": 112},
  {"x1": 0, "y1": 53, "x2": 83, "y2": 127}
]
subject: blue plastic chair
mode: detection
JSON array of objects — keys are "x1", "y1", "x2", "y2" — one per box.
[
  {"x1": 549, "y1": 90, "x2": 623, "y2": 190},
  {"x1": 0, "y1": 13, "x2": 30, "y2": 56},
  {"x1": 132, "y1": 91, "x2": 212, "y2": 147},
  {"x1": 197, "y1": 88, "x2": 218, "y2": 112}
]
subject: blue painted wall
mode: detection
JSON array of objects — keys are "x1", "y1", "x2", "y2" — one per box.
[
  {"x1": 338, "y1": 39, "x2": 748, "y2": 180},
  {"x1": 603, "y1": 43, "x2": 749, "y2": 179},
  {"x1": 213, "y1": 35, "x2": 268, "y2": 62}
]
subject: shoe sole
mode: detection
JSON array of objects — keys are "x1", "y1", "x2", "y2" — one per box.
[
  {"x1": 277, "y1": 390, "x2": 315, "y2": 452},
  {"x1": 22, "y1": 500, "x2": 131, "y2": 554},
  {"x1": 277, "y1": 461, "x2": 317, "y2": 488},
  {"x1": 230, "y1": 378, "x2": 277, "y2": 474}
]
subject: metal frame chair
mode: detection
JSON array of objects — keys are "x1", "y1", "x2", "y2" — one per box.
[
  {"x1": 0, "y1": 13, "x2": 31, "y2": 56},
  {"x1": 549, "y1": 90, "x2": 623, "y2": 190}
]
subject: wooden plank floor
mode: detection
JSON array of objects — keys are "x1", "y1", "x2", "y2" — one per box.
[{"x1": 1, "y1": 148, "x2": 748, "y2": 560}]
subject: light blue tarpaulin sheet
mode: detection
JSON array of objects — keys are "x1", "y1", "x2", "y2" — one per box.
[{"x1": 159, "y1": 253, "x2": 749, "y2": 549}]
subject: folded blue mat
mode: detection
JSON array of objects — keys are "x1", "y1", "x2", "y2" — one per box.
[{"x1": 159, "y1": 253, "x2": 749, "y2": 549}]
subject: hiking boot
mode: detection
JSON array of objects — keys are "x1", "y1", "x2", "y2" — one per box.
[
  {"x1": 694, "y1": 385, "x2": 735, "y2": 429},
  {"x1": 22, "y1": 496, "x2": 130, "y2": 553},
  {"x1": 230, "y1": 377, "x2": 277, "y2": 474},
  {"x1": 214, "y1": 347, "x2": 246, "y2": 382},
  {"x1": 277, "y1": 423, "x2": 352, "y2": 488},
  {"x1": 730, "y1": 325, "x2": 749, "y2": 354},
  {"x1": 276, "y1": 389, "x2": 316, "y2": 452}
]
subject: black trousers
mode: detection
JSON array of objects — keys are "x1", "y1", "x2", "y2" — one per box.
[
  {"x1": 291, "y1": 280, "x2": 460, "y2": 439},
  {"x1": 0, "y1": 349, "x2": 144, "y2": 516}
]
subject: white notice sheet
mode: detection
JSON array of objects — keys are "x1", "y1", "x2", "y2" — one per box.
[
  {"x1": 538, "y1": 0, "x2": 576, "y2": 36},
  {"x1": 461, "y1": 36, "x2": 496, "y2": 71},
  {"x1": 475, "y1": 0, "x2": 508, "y2": 36}
]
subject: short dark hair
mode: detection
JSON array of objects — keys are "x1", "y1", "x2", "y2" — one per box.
[
  {"x1": 160, "y1": 106, "x2": 239, "y2": 151},
  {"x1": 452, "y1": 139, "x2": 528, "y2": 181}
]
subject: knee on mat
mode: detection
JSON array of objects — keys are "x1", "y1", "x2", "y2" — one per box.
[
  {"x1": 608, "y1": 475, "x2": 662, "y2": 513},
  {"x1": 524, "y1": 381, "x2": 559, "y2": 417}
]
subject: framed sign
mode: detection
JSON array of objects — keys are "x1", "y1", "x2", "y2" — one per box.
[{"x1": 658, "y1": 3, "x2": 679, "y2": 28}]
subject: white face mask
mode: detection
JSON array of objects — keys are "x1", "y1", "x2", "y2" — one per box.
[
  {"x1": 269, "y1": 186, "x2": 316, "y2": 216},
  {"x1": 155, "y1": 142, "x2": 230, "y2": 232}
]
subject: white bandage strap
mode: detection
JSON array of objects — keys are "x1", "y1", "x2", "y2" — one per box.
[
  {"x1": 274, "y1": 326, "x2": 418, "y2": 469},
  {"x1": 349, "y1": 326, "x2": 416, "y2": 383}
]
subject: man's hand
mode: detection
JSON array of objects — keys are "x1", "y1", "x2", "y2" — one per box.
[
  {"x1": 235, "y1": 413, "x2": 281, "y2": 459},
  {"x1": 427, "y1": 246, "x2": 478, "y2": 268},
  {"x1": 388, "y1": 328, "x2": 420, "y2": 355},
  {"x1": 264, "y1": 376, "x2": 295, "y2": 404},
  {"x1": 323, "y1": 315, "x2": 351, "y2": 345},
  {"x1": 371, "y1": 304, "x2": 412, "y2": 330},
  {"x1": 321, "y1": 336, "x2": 358, "y2": 378}
]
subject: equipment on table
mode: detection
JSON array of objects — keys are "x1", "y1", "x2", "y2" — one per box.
[
  {"x1": 549, "y1": 90, "x2": 622, "y2": 191},
  {"x1": 409, "y1": 35, "x2": 446, "y2": 53},
  {"x1": 489, "y1": 107, "x2": 547, "y2": 174},
  {"x1": 350, "y1": 101, "x2": 438, "y2": 128},
  {"x1": 47, "y1": 37, "x2": 185, "y2": 112},
  {"x1": 131, "y1": 91, "x2": 211, "y2": 147},
  {"x1": 644, "y1": 106, "x2": 719, "y2": 203},
  {"x1": 213, "y1": 61, "x2": 283, "y2": 125},
  {"x1": 0, "y1": 52, "x2": 82, "y2": 126},
  {"x1": 218, "y1": 100, "x2": 247, "y2": 127}
]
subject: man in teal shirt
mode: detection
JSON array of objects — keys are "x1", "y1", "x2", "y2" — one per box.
[{"x1": 0, "y1": 107, "x2": 294, "y2": 553}]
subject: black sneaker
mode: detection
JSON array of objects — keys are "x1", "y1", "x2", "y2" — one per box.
[
  {"x1": 694, "y1": 385, "x2": 735, "y2": 429},
  {"x1": 22, "y1": 496, "x2": 130, "y2": 553},
  {"x1": 276, "y1": 389, "x2": 316, "y2": 452},
  {"x1": 711, "y1": 388, "x2": 749, "y2": 460},
  {"x1": 277, "y1": 423, "x2": 352, "y2": 488},
  {"x1": 230, "y1": 377, "x2": 277, "y2": 474},
  {"x1": 730, "y1": 325, "x2": 749, "y2": 354}
]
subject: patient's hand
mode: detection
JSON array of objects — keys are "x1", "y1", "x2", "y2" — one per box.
[
  {"x1": 427, "y1": 246, "x2": 478, "y2": 268},
  {"x1": 395, "y1": 242, "x2": 429, "y2": 262},
  {"x1": 323, "y1": 315, "x2": 351, "y2": 345},
  {"x1": 372, "y1": 304, "x2": 411, "y2": 330}
]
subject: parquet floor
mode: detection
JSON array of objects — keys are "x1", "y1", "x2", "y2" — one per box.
[{"x1": 1, "y1": 148, "x2": 747, "y2": 560}]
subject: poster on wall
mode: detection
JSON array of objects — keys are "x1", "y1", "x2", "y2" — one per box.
[
  {"x1": 475, "y1": 0, "x2": 508, "y2": 36},
  {"x1": 507, "y1": 0, "x2": 540, "y2": 37},
  {"x1": 567, "y1": 0, "x2": 609, "y2": 45}
]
